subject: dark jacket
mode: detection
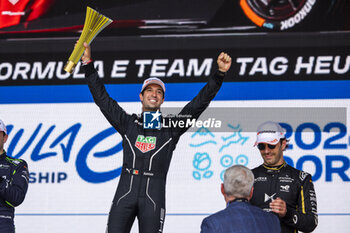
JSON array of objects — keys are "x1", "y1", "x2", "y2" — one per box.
[
  {"x1": 251, "y1": 163, "x2": 318, "y2": 233},
  {"x1": 0, "y1": 151, "x2": 29, "y2": 221},
  {"x1": 201, "y1": 201, "x2": 281, "y2": 233}
]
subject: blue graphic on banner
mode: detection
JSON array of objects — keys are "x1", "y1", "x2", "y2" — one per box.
[
  {"x1": 219, "y1": 124, "x2": 249, "y2": 152},
  {"x1": 189, "y1": 124, "x2": 250, "y2": 181},
  {"x1": 220, "y1": 155, "x2": 234, "y2": 168},
  {"x1": 279, "y1": 122, "x2": 350, "y2": 182},
  {"x1": 6, "y1": 124, "x2": 123, "y2": 184},
  {"x1": 220, "y1": 154, "x2": 249, "y2": 181},
  {"x1": 192, "y1": 153, "x2": 213, "y2": 180},
  {"x1": 7, "y1": 123, "x2": 81, "y2": 162},
  {"x1": 76, "y1": 127, "x2": 123, "y2": 183}
]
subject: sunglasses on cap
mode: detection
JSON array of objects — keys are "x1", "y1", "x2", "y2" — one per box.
[{"x1": 257, "y1": 143, "x2": 277, "y2": 150}]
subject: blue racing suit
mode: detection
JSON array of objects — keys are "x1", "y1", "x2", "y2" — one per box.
[{"x1": 0, "y1": 151, "x2": 29, "y2": 233}]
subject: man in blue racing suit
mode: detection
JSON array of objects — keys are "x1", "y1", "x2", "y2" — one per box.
[
  {"x1": 0, "y1": 119, "x2": 29, "y2": 233},
  {"x1": 81, "y1": 42, "x2": 232, "y2": 233}
]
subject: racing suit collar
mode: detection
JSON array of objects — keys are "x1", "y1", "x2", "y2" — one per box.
[
  {"x1": 0, "y1": 150, "x2": 6, "y2": 159},
  {"x1": 263, "y1": 162, "x2": 287, "y2": 171}
]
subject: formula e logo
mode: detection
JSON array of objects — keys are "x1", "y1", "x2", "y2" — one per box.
[
  {"x1": 143, "y1": 110, "x2": 161, "y2": 129},
  {"x1": 264, "y1": 193, "x2": 276, "y2": 202},
  {"x1": 135, "y1": 135, "x2": 156, "y2": 153}
]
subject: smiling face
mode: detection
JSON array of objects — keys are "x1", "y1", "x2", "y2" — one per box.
[
  {"x1": 139, "y1": 84, "x2": 164, "y2": 112},
  {"x1": 258, "y1": 140, "x2": 286, "y2": 166}
]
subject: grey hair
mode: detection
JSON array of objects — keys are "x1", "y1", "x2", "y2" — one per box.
[{"x1": 223, "y1": 165, "x2": 254, "y2": 198}]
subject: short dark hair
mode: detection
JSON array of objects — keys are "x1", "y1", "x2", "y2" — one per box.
[{"x1": 280, "y1": 138, "x2": 289, "y2": 151}]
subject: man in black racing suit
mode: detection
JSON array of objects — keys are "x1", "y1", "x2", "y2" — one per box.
[
  {"x1": 81, "y1": 42, "x2": 232, "y2": 233},
  {"x1": 250, "y1": 121, "x2": 318, "y2": 233},
  {"x1": 0, "y1": 119, "x2": 29, "y2": 233}
]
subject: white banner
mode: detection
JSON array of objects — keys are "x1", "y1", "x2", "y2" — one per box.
[{"x1": 1, "y1": 99, "x2": 349, "y2": 233}]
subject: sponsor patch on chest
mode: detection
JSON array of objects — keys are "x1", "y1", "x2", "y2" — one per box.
[
  {"x1": 278, "y1": 176, "x2": 294, "y2": 183},
  {"x1": 0, "y1": 164, "x2": 10, "y2": 169},
  {"x1": 255, "y1": 176, "x2": 267, "y2": 182},
  {"x1": 280, "y1": 185, "x2": 290, "y2": 192},
  {"x1": 135, "y1": 135, "x2": 156, "y2": 153}
]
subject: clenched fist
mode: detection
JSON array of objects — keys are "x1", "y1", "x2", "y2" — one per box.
[{"x1": 217, "y1": 52, "x2": 232, "y2": 73}]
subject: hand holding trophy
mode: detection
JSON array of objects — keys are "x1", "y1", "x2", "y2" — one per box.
[{"x1": 64, "y1": 7, "x2": 112, "y2": 73}]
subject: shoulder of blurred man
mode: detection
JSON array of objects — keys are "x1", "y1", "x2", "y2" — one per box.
[{"x1": 201, "y1": 201, "x2": 280, "y2": 233}]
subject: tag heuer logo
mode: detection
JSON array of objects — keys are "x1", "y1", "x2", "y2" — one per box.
[{"x1": 135, "y1": 135, "x2": 156, "y2": 153}]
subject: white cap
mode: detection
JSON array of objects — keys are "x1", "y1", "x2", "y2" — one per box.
[
  {"x1": 254, "y1": 121, "x2": 285, "y2": 146},
  {"x1": 0, "y1": 119, "x2": 7, "y2": 135},
  {"x1": 141, "y1": 77, "x2": 165, "y2": 93}
]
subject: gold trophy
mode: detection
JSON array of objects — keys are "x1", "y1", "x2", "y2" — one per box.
[{"x1": 64, "y1": 7, "x2": 113, "y2": 73}]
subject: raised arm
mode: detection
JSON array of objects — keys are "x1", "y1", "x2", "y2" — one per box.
[
  {"x1": 173, "y1": 52, "x2": 231, "y2": 136},
  {"x1": 217, "y1": 52, "x2": 232, "y2": 73},
  {"x1": 82, "y1": 43, "x2": 131, "y2": 135}
]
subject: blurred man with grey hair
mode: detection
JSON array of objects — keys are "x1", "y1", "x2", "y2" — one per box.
[{"x1": 200, "y1": 165, "x2": 280, "y2": 233}]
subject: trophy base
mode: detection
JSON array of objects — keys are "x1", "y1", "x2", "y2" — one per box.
[{"x1": 64, "y1": 61, "x2": 76, "y2": 73}]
